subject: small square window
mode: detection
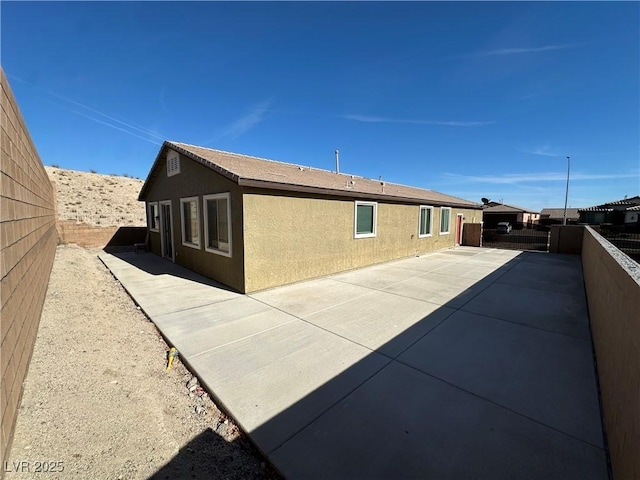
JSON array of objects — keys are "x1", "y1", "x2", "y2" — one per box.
[
  {"x1": 180, "y1": 197, "x2": 200, "y2": 248},
  {"x1": 355, "y1": 201, "x2": 377, "y2": 238},
  {"x1": 419, "y1": 206, "x2": 433, "y2": 237},
  {"x1": 148, "y1": 202, "x2": 159, "y2": 232},
  {"x1": 440, "y1": 207, "x2": 451, "y2": 235}
]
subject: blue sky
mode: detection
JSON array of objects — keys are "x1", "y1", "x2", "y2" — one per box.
[{"x1": 2, "y1": 1, "x2": 639, "y2": 210}]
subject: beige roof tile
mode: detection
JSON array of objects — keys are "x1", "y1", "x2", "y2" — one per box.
[{"x1": 140, "y1": 141, "x2": 481, "y2": 208}]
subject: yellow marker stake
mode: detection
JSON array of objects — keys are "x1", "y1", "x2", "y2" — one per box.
[{"x1": 167, "y1": 347, "x2": 178, "y2": 371}]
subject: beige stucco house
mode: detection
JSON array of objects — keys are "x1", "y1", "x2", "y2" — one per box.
[{"x1": 138, "y1": 141, "x2": 482, "y2": 293}]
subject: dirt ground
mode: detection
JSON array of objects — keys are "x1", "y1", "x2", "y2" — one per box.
[{"x1": 5, "y1": 244, "x2": 280, "y2": 480}]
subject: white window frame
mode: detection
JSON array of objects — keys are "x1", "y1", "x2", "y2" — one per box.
[
  {"x1": 180, "y1": 196, "x2": 201, "y2": 249},
  {"x1": 439, "y1": 207, "x2": 451, "y2": 235},
  {"x1": 354, "y1": 201, "x2": 377, "y2": 238},
  {"x1": 148, "y1": 202, "x2": 159, "y2": 232},
  {"x1": 418, "y1": 205, "x2": 434, "y2": 238},
  {"x1": 203, "y1": 193, "x2": 233, "y2": 258},
  {"x1": 167, "y1": 149, "x2": 181, "y2": 177}
]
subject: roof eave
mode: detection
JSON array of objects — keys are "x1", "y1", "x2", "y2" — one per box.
[{"x1": 238, "y1": 178, "x2": 481, "y2": 208}]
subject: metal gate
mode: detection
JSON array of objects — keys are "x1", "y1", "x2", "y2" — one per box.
[{"x1": 482, "y1": 227, "x2": 550, "y2": 252}]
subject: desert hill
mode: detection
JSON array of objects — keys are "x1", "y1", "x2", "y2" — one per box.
[{"x1": 45, "y1": 167, "x2": 146, "y2": 227}]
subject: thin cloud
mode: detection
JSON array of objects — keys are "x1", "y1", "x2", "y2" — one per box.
[
  {"x1": 343, "y1": 114, "x2": 493, "y2": 127},
  {"x1": 468, "y1": 44, "x2": 578, "y2": 58},
  {"x1": 443, "y1": 172, "x2": 639, "y2": 184},
  {"x1": 73, "y1": 111, "x2": 162, "y2": 146},
  {"x1": 520, "y1": 146, "x2": 566, "y2": 158},
  {"x1": 222, "y1": 99, "x2": 272, "y2": 140},
  {"x1": 7, "y1": 73, "x2": 166, "y2": 143}
]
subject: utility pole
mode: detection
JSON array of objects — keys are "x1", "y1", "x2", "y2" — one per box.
[{"x1": 563, "y1": 156, "x2": 570, "y2": 226}]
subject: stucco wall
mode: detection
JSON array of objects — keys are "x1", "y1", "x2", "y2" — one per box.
[
  {"x1": 141, "y1": 149, "x2": 245, "y2": 292},
  {"x1": 582, "y1": 227, "x2": 640, "y2": 480},
  {"x1": 243, "y1": 190, "x2": 479, "y2": 292},
  {"x1": 1, "y1": 69, "x2": 57, "y2": 464}
]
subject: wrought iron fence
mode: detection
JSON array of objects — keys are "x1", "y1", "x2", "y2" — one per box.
[
  {"x1": 482, "y1": 227, "x2": 550, "y2": 252},
  {"x1": 600, "y1": 229, "x2": 640, "y2": 263}
]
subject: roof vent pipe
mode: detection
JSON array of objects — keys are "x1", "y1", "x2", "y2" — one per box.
[{"x1": 335, "y1": 150, "x2": 340, "y2": 174}]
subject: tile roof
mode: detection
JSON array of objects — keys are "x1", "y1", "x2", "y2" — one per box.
[
  {"x1": 481, "y1": 203, "x2": 538, "y2": 214},
  {"x1": 139, "y1": 141, "x2": 481, "y2": 208},
  {"x1": 578, "y1": 196, "x2": 640, "y2": 212},
  {"x1": 540, "y1": 208, "x2": 580, "y2": 220}
]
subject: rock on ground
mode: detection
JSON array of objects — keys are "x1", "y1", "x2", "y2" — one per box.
[{"x1": 5, "y1": 244, "x2": 280, "y2": 480}]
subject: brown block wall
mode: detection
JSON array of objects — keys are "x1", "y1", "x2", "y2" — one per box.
[
  {"x1": 549, "y1": 225, "x2": 584, "y2": 254},
  {"x1": 1, "y1": 69, "x2": 57, "y2": 464},
  {"x1": 582, "y1": 227, "x2": 640, "y2": 480},
  {"x1": 57, "y1": 220, "x2": 118, "y2": 248}
]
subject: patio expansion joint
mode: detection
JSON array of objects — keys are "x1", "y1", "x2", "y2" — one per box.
[
  {"x1": 394, "y1": 358, "x2": 606, "y2": 452},
  {"x1": 153, "y1": 295, "x2": 245, "y2": 319},
  {"x1": 457, "y1": 308, "x2": 593, "y2": 343},
  {"x1": 190, "y1": 318, "x2": 300, "y2": 358}
]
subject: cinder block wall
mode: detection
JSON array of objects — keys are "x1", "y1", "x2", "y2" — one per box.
[
  {"x1": 582, "y1": 227, "x2": 640, "y2": 480},
  {"x1": 1, "y1": 69, "x2": 57, "y2": 464},
  {"x1": 57, "y1": 219, "x2": 118, "y2": 248}
]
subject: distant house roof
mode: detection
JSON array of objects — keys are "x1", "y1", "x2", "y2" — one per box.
[
  {"x1": 540, "y1": 208, "x2": 580, "y2": 220},
  {"x1": 578, "y1": 195, "x2": 640, "y2": 213},
  {"x1": 481, "y1": 202, "x2": 538, "y2": 214},
  {"x1": 139, "y1": 141, "x2": 481, "y2": 208}
]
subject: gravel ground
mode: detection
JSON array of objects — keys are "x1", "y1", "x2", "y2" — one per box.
[{"x1": 5, "y1": 244, "x2": 280, "y2": 480}]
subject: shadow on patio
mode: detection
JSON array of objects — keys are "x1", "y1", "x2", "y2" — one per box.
[{"x1": 101, "y1": 248, "x2": 608, "y2": 479}]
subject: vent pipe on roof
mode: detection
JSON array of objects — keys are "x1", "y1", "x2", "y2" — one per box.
[{"x1": 335, "y1": 150, "x2": 340, "y2": 174}]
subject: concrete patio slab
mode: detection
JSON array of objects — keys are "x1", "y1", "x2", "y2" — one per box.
[
  {"x1": 153, "y1": 297, "x2": 297, "y2": 357},
  {"x1": 382, "y1": 274, "x2": 488, "y2": 308},
  {"x1": 251, "y1": 278, "x2": 372, "y2": 318},
  {"x1": 304, "y1": 290, "x2": 456, "y2": 357},
  {"x1": 269, "y1": 361, "x2": 607, "y2": 480},
  {"x1": 330, "y1": 264, "x2": 427, "y2": 289},
  {"x1": 188, "y1": 320, "x2": 390, "y2": 453},
  {"x1": 461, "y1": 283, "x2": 591, "y2": 339},
  {"x1": 98, "y1": 248, "x2": 607, "y2": 479},
  {"x1": 496, "y1": 260, "x2": 586, "y2": 296},
  {"x1": 398, "y1": 310, "x2": 604, "y2": 447}
]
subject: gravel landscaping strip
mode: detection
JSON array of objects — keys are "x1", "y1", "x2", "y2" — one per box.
[{"x1": 5, "y1": 244, "x2": 280, "y2": 480}]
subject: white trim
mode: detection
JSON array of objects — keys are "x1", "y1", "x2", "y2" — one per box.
[
  {"x1": 418, "y1": 205, "x2": 434, "y2": 238},
  {"x1": 159, "y1": 200, "x2": 175, "y2": 262},
  {"x1": 456, "y1": 213, "x2": 464, "y2": 245},
  {"x1": 439, "y1": 206, "x2": 451, "y2": 235},
  {"x1": 180, "y1": 196, "x2": 201, "y2": 249},
  {"x1": 203, "y1": 193, "x2": 233, "y2": 258},
  {"x1": 354, "y1": 201, "x2": 377, "y2": 238},
  {"x1": 167, "y1": 149, "x2": 180, "y2": 177},
  {"x1": 148, "y1": 202, "x2": 159, "y2": 232}
]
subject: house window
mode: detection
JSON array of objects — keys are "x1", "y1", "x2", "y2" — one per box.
[
  {"x1": 355, "y1": 201, "x2": 377, "y2": 238},
  {"x1": 167, "y1": 150, "x2": 180, "y2": 177},
  {"x1": 419, "y1": 206, "x2": 433, "y2": 237},
  {"x1": 203, "y1": 193, "x2": 232, "y2": 257},
  {"x1": 148, "y1": 202, "x2": 159, "y2": 232},
  {"x1": 180, "y1": 197, "x2": 200, "y2": 248},
  {"x1": 440, "y1": 207, "x2": 451, "y2": 235}
]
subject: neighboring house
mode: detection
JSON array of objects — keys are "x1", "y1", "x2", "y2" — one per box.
[
  {"x1": 578, "y1": 196, "x2": 640, "y2": 228},
  {"x1": 138, "y1": 141, "x2": 482, "y2": 293},
  {"x1": 481, "y1": 201, "x2": 540, "y2": 229},
  {"x1": 539, "y1": 208, "x2": 580, "y2": 225}
]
